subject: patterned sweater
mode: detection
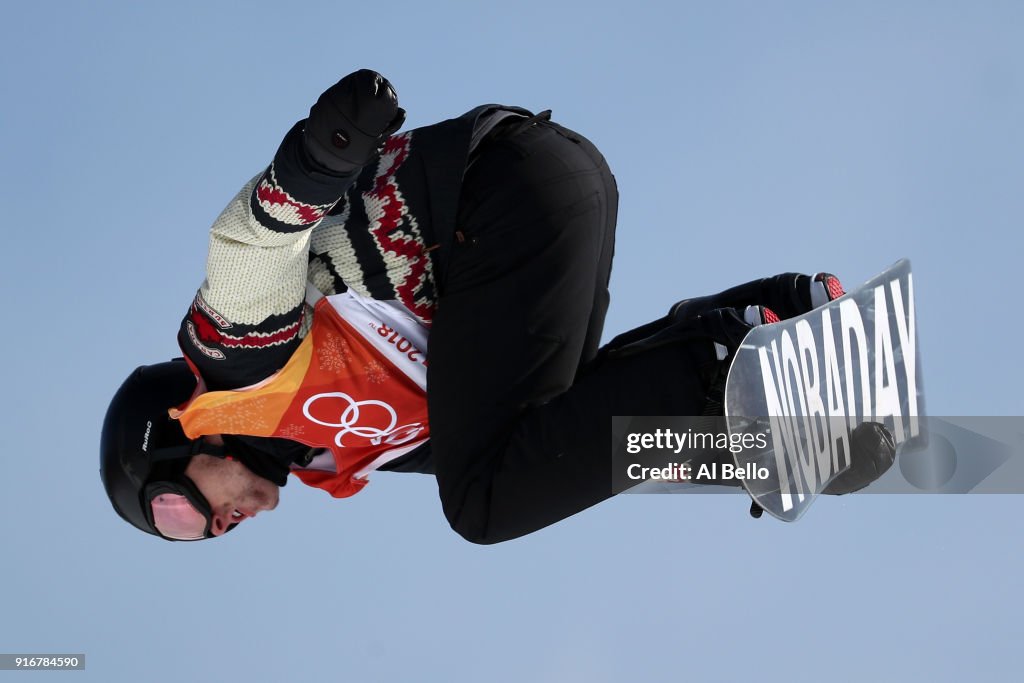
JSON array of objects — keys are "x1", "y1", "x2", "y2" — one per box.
[{"x1": 177, "y1": 105, "x2": 528, "y2": 480}]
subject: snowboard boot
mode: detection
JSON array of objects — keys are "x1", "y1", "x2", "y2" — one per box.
[
  {"x1": 699, "y1": 304, "x2": 780, "y2": 416},
  {"x1": 673, "y1": 304, "x2": 782, "y2": 489},
  {"x1": 598, "y1": 272, "x2": 845, "y2": 361},
  {"x1": 671, "y1": 272, "x2": 845, "y2": 324}
]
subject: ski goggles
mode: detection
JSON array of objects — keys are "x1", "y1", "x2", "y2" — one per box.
[{"x1": 143, "y1": 477, "x2": 224, "y2": 541}]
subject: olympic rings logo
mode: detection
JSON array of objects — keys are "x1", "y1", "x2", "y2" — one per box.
[{"x1": 302, "y1": 392, "x2": 424, "y2": 448}]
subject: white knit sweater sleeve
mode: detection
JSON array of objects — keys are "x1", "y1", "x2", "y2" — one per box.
[
  {"x1": 179, "y1": 120, "x2": 357, "y2": 390},
  {"x1": 200, "y1": 174, "x2": 314, "y2": 326}
]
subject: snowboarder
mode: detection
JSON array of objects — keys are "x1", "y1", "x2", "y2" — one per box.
[{"x1": 101, "y1": 69, "x2": 851, "y2": 543}]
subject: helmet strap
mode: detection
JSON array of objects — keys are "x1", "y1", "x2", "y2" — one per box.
[{"x1": 149, "y1": 437, "x2": 228, "y2": 463}]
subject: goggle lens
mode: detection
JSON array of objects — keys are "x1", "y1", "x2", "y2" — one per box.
[{"x1": 150, "y1": 492, "x2": 210, "y2": 541}]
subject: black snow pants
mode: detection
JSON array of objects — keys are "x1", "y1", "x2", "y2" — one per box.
[{"x1": 426, "y1": 115, "x2": 713, "y2": 544}]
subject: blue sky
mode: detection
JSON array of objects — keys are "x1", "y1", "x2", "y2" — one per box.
[{"x1": 1, "y1": 1, "x2": 1021, "y2": 681}]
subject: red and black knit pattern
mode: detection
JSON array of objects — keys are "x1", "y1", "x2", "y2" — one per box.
[
  {"x1": 251, "y1": 166, "x2": 334, "y2": 232},
  {"x1": 249, "y1": 121, "x2": 352, "y2": 234},
  {"x1": 310, "y1": 131, "x2": 438, "y2": 324},
  {"x1": 180, "y1": 291, "x2": 306, "y2": 390}
]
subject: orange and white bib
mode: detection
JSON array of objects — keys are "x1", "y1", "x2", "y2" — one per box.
[{"x1": 173, "y1": 286, "x2": 429, "y2": 498}]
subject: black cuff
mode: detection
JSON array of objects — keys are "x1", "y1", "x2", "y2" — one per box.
[{"x1": 247, "y1": 121, "x2": 360, "y2": 234}]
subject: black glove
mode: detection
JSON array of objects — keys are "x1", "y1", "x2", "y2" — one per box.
[
  {"x1": 822, "y1": 421, "x2": 897, "y2": 495},
  {"x1": 303, "y1": 69, "x2": 406, "y2": 174},
  {"x1": 747, "y1": 422, "x2": 896, "y2": 519}
]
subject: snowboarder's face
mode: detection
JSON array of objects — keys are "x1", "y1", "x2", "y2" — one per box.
[{"x1": 184, "y1": 453, "x2": 280, "y2": 536}]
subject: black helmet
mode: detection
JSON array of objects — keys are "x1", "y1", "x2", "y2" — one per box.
[{"x1": 100, "y1": 360, "x2": 215, "y2": 539}]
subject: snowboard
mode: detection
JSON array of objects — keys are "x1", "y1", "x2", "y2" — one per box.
[{"x1": 724, "y1": 259, "x2": 924, "y2": 521}]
